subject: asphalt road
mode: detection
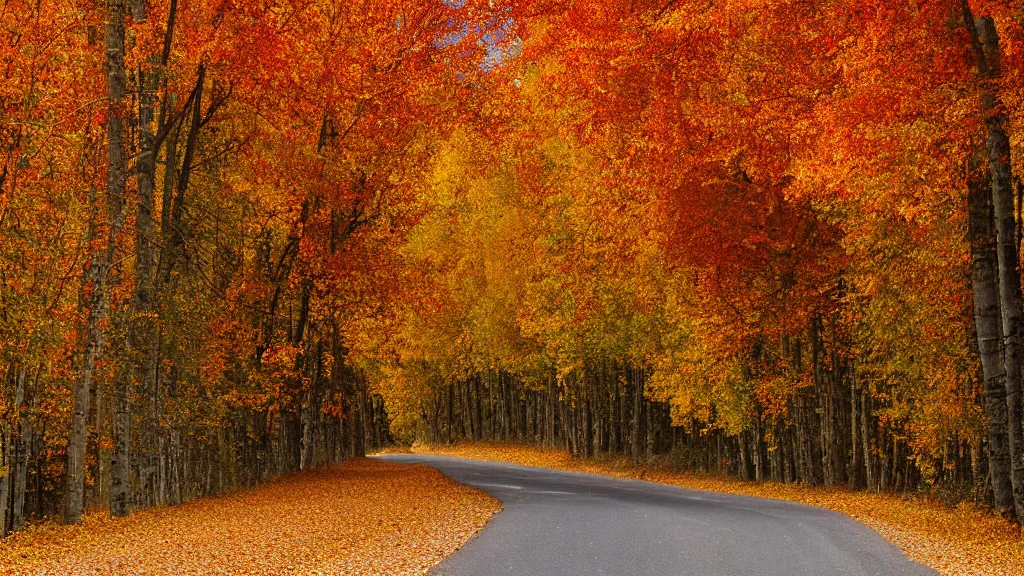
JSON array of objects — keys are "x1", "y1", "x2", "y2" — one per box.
[{"x1": 376, "y1": 454, "x2": 937, "y2": 576}]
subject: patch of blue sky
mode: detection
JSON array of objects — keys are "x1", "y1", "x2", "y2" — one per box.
[{"x1": 432, "y1": 1, "x2": 520, "y2": 70}]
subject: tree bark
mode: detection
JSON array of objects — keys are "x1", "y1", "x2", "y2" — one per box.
[
  {"x1": 861, "y1": 390, "x2": 875, "y2": 491},
  {"x1": 68, "y1": 0, "x2": 127, "y2": 524},
  {"x1": 961, "y1": 11, "x2": 1024, "y2": 518},
  {"x1": 976, "y1": 17, "x2": 1024, "y2": 520},
  {"x1": 121, "y1": 0, "x2": 171, "y2": 513},
  {"x1": 0, "y1": 374, "x2": 11, "y2": 535},
  {"x1": 474, "y1": 376, "x2": 483, "y2": 440},
  {"x1": 107, "y1": 0, "x2": 132, "y2": 519},
  {"x1": 967, "y1": 145, "x2": 1016, "y2": 516},
  {"x1": 849, "y1": 360, "x2": 861, "y2": 490},
  {"x1": 12, "y1": 366, "x2": 30, "y2": 531},
  {"x1": 447, "y1": 383, "x2": 454, "y2": 444},
  {"x1": 631, "y1": 367, "x2": 643, "y2": 463}
]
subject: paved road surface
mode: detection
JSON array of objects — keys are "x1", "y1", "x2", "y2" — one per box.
[{"x1": 376, "y1": 454, "x2": 937, "y2": 576}]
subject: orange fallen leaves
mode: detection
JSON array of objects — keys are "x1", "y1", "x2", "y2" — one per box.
[
  {"x1": 414, "y1": 442, "x2": 1024, "y2": 576},
  {"x1": 0, "y1": 459, "x2": 499, "y2": 576}
]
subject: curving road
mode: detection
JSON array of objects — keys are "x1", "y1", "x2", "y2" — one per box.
[{"x1": 376, "y1": 454, "x2": 937, "y2": 576}]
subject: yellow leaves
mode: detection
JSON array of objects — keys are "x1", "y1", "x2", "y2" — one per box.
[
  {"x1": 417, "y1": 442, "x2": 1024, "y2": 576},
  {"x1": 0, "y1": 459, "x2": 499, "y2": 576}
]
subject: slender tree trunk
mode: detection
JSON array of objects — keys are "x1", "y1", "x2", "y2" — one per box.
[
  {"x1": 488, "y1": 372, "x2": 495, "y2": 440},
  {"x1": 974, "y1": 17, "x2": 1024, "y2": 520},
  {"x1": 861, "y1": 390, "x2": 875, "y2": 491},
  {"x1": 0, "y1": 373, "x2": 12, "y2": 535},
  {"x1": 474, "y1": 376, "x2": 483, "y2": 440},
  {"x1": 739, "y1": 431, "x2": 751, "y2": 480},
  {"x1": 967, "y1": 146, "x2": 1016, "y2": 515},
  {"x1": 447, "y1": 383, "x2": 454, "y2": 444},
  {"x1": 65, "y1": 291, "x2": 98, "y2": 526},
  {"x1": 68, "y1": 1, "x2": 127, "y2": 522},
  {"x1": 12, "y1": 367, "x2": 30, "y2": 531},
  {"x1": 546, "y1": 376, "x2": 555, "y2": 447},
  {"x1": 972, "y1": 428, "x2": 988, "y2": 503},
  {"x1": 503, "y1": 372, "x2": 512, "y2": 440},
  {"x1": 355, "y1": 377, "x2": 366, "y2": 458},
  {"x1": 107, "y1": 0, "x2": 131, "y2": 519},
  {"x1": 631, "y1": 367, "x2": 643, "y2": 463},
  {"x1": 118, "y1": 0, "x2": 163, "y2": 515},
  {"x1": 462, "y1": 380, "x2": 472, "y2": 439},
  {"x1": 582, "y1": 372, "x2": 593, "y2": 458},
  {"x1": 849, "y1": 360, "x2": 861, "y2": 490},
  {"x1": 0, "y1": 445, "x2": 7, "y2": 535},
  {"x1": 645, "y1": 399, "x2": 655, "y2": 458},
  {"x1": 300, "y1": 341, "x2": 322, "y2": 470},
  {"x1": 557, "y1": 386, "x2": 570, "y2": 453}
]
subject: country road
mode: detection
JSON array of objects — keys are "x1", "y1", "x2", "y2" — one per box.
[{"x1": 376, "y1": 454, "x2": 937, "y2": 576}]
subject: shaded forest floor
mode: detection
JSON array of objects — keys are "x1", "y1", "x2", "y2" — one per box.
[
  {"x1": 407, "y1": 442, "x2": 1024, "y2": 576},
  {"x1": 0, "y1": 459, "x2": 499, "y2": 575}
]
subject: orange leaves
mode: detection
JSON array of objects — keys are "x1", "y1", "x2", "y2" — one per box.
[{"x1": 0, "y1": 459, "x2": 499, "y2": 576}]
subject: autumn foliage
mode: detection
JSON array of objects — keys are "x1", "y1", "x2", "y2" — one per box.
[
  {"x1": 375, "y1": 0, "x2": 1024, "y2": 530},
  {"x1": 2, "y1": 0, "x2": 1024, "y2": 564}
]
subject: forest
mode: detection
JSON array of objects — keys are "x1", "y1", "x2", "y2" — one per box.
[{"x1": 1, "y1": 0, "x2": 1024, "y2": 541}]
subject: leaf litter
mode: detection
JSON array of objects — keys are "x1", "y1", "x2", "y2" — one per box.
[{"x1": 0, "y1": 459, "x2": 499, "y2": 576}]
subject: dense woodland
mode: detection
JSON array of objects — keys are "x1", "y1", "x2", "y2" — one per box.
[{"x1": 2, "y1": 0, "x2": 1024, "y2": 536}]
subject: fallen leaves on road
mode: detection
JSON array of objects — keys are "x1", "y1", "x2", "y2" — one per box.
[
  {"x1": 0, "y1": 458, "x2": 499, "y2": 576},
  {"x1": 414, "y1": 441, "x2": 1024, "y2": 576}
]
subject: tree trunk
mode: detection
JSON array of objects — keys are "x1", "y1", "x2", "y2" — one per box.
[
  {"x1": 120, "y1": 0, "x2": 164, "y2": 515},
  {"x1": 0, "y1": 383, "x2": 11, "y2": 535},
  {"x1": 974, "y1": 17, "x2": 1024, "y2": 520},
  {"x1": 631, "y1": 367, "x2": 643, "y2": 463},
  {"x1": 488, "y1": 372, "x2": 495, "y2": 440},
  {"x1": 739, "y1": 431, "x2": 751, "y2": 481},
  {"x1": 968, "y1": 151, "x2": 1015, "y2": 514},
  {"x1": 462, "y1": 380, "x2": 472, "y2": 439},
  {"x1": 354, "y1": 377, "x2": 366, "y2": 458},
  {"x1": 68, "y1": 1, "x2": 127, "y2": 521},
  {"x1": 849, "y1": 360, "x2": 861, "y2": 490},
  {"x1": 474, "y1": 376, "x2": 483, "y2": 440},
  {"x1": 107, "y1": 0, "x2": 131, "y2": 518},
  {"x1": 547, "y1": 376, "x2": 555, "y2": 447},
  {"x1": 300, "y1": 341, "x2": 322, "y2": 471},
  {"x1": 582, "y1": 372, "x2": 593, "y2": 458},
  {"x1": 0, "y1": 450, "x2": 6, "y2": 535},
  {"x1": 447, "y1": 382, "x2": 454, "y2": 444},
  {"x1": 612, "y1": 366, "x2": 621, "y2": 453},
  {"x1": 12, "y1": 367, "x2": 30, "y2": 531},
  {"x1": 862, "y1": 390, "x2": 875, "y2": 491}
]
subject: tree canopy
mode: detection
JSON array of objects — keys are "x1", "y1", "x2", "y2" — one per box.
[{"x1": 2, "y1": 0, "x2": 1024, "y2": 531}]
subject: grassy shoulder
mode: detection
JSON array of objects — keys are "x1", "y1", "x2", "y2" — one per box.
[
  {"x1": 411, "y1": 441, "x2": 1024, "y2": 576},
  {"x1": 0, "y1": 458, "x2": 500, "y2": 576}
]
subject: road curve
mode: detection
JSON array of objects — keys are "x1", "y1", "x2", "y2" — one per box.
[{"x1": 376, "y1": 454, "x2": 937, "y2": 576}]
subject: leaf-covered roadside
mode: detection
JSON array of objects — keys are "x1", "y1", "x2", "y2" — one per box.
[
  {"x1": 0, "y1": 459, "x2": 499, "y2": 575},
  {"x1": 412, "y1": 442, "x2": 1024, "y2": 576}
]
